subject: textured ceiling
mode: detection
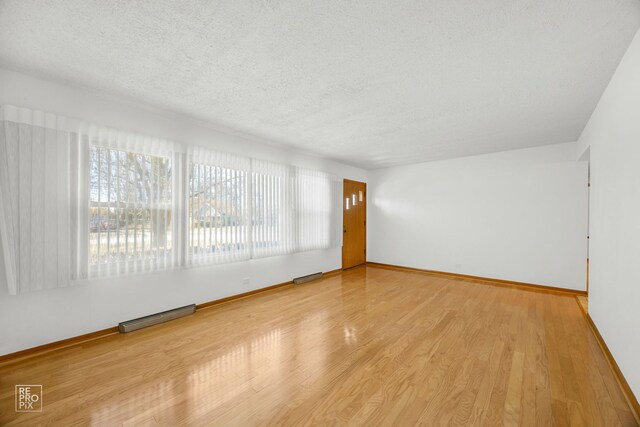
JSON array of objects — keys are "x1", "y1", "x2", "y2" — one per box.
[{"x1": 1, "y1": 1, "x2": 639, "y2": 169}]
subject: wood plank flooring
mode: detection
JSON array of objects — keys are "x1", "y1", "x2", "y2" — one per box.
[
  {"x1": 0, "y1": 266, "x2": 636, "y2": 426},
  {"x1": 577, "y1": 295, "x2": 589, "y2": 314}
]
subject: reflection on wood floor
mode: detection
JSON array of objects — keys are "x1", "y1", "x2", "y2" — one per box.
[{"x1": 0, "y1": 266, "x2": 636, "y2": 426}]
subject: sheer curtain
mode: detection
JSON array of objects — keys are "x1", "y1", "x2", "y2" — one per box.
[{"x1": 0, "y1": 106, "x2": 80, "y2": 294}]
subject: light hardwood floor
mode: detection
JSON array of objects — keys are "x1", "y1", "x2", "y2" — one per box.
[
  {"x1": 0, "y1": 266, "x2": 636, "y2": 426},
  {"x1": 577, "y1": 295, "x2": 589, "y2": 314}
]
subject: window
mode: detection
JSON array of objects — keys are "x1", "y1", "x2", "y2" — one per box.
[
  {"x1": 189, "y1": 161, "x2": 250, "y2": 265},
  {"x1": 90, "y1": 143, "x2": 338, "y2": 273},
  {"x1": 0, "y1": 105, "x2": 343, "y2": 292},
  {"x1": 295, "y1": 168, "x2": 331, "y2": 251},
  {"x1": 251, "y1": 160, "x2": 294, "y2": 258},
  {"x1": 89, "y1": 146, "x2": 173, "y2": 276},
  {"x1": 89, "y1": 145, "x2": 338, "y2": 273}
]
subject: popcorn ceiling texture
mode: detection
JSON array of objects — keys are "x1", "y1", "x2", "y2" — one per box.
[{"x1": 0, "y1": 0, "x2": 639, "y2": 169}]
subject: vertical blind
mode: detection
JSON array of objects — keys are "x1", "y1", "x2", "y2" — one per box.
[
  {"x1": 251, "y1": 159, "x2": 295, "y2": 259},
  {"x1": 295, "y1": 168, "x2": 333, "y2": 252},
  {"x1": 85, "y1": 128, "x2": 181, "y2": 277},
  {"x1": 0, "y1": 105, "x2": 342, "y2": 294},
  {"x1": 0, "y1": 106, "x2": 80, "y2": 293},
  {"x1": 188, "y1": 147, "x2": 251, "y2": 266}
]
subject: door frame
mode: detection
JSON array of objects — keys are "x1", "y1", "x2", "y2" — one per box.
[
  {"x1": 342, "y1": 179, "x2": 367, "y2": 269},
  {"x1": 586, "y1": 160, "x2": 590, "y2": 295}
]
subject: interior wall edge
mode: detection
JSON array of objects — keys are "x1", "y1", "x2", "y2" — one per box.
[{"x1": 575, "y1": 28, "x2": 640, "y2": 400}]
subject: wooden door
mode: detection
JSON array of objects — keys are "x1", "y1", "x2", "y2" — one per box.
[{"x1": 342, "y1": 179, "x2": 366, "y2": 269}]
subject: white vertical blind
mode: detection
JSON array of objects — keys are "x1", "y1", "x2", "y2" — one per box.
[
  {"x1": 187, "y1": 148, "x2": 251, "y2": 265},
  {"x1": 85, "y1": 127, "x2": 179, "y2": 278},
  {"x1": 251, "y1": 159, "x2": 295, "y2": 259},
  {"x1": 0, "y1": 105, "x2": 344, "y2": 293},
  {"x1": 0, "y1": 106, "x2": 79, "y2": 294},
  {"x1": 187, "y1": 155, "x2": 339, "y2": 265},
  {"x1": 295, "y1": 167, "x2": 333, "y2": 251}
]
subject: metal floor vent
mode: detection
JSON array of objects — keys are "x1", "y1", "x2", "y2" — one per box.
[
  {"x1": 119, "y1": 304, "x2": 196, "y2": 333},
  {"x1": 293, "y1": 272, "x2": 323, "y2": 285}
]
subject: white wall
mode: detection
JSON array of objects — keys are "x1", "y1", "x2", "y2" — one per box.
[
  {"x1": 368, "y1": 142, "x2": 588, "y2": 290},
  {"x1": 576, "y1": 29, "x2": 640, "y2": 399},
  {"x1": 0, "y1": 68, "x2": 367, "y2": 355}
]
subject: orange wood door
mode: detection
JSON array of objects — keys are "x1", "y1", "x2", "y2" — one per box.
[{"x1": 342, "y1": 179, "x2": 366, "y2": 269}]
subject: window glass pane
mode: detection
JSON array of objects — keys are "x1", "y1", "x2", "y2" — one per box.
[
  {"x1": 189, "y1": 163, "x2": 248, "y2": 262},
  {"x1": 89, "y1": 146, "x2": 173, "y2": 275}
]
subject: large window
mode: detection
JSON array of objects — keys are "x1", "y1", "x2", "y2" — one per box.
[
  {"x1": 89, "y1": 146, "x2": 174, "y2": 276},
  {"x1": 185, "y1": 156, "x2": 336, "y2": 266},
  {"x1": 89, "y1": 146, "x2": 336, "y2": 274},
  {"x1": 0, "y1": 105, "x2": 341, "y2": 293}
]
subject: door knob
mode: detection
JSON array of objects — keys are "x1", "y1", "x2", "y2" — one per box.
[{"x1": 343, "y1": 225, "x2": 347, "y2": 233}]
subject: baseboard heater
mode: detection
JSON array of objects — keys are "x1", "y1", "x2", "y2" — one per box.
[
  {"x1": 118, "y1": 304, "x2": 196, "y2": 333},
  {"x1": 293, "y1": 272, "x2": 323, "y2": 285}
]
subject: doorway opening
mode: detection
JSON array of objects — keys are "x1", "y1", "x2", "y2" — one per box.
[{"x1": 578, "y1": 156, "x2": 591, "y2": 314}]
